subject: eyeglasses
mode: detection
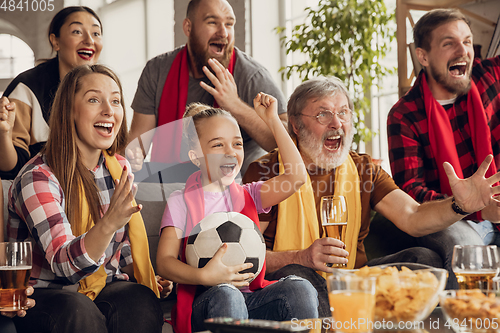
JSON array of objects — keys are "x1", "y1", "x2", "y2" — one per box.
[{"x1": 300, "y1": 109, "x2": 352, "y2": 125}]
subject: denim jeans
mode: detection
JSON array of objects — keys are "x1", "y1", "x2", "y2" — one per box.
[
  {"x1": 365, "y1": 247, "x2": 443, "y2": 268},
  {"x1": 13, "y1": 281, "x2": 164, "y2": 333},
  {"x1": 0, "y1": 315, "x2": 16, "y2": 333},
  {"x1": 417, "y1": 220, "x2": 500, "y2": 290},
  {"x1": 191, "y1": 275, "x2": 319, "y2": 332}
]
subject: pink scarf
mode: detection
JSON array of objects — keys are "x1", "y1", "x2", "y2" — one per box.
[{"x1": 171, "y1": 171, "x2": 275, "y2": 333}]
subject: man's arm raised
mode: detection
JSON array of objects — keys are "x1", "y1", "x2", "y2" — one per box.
[{"x1": 200, "y1": 58, "x2": 285, "y2": 152}]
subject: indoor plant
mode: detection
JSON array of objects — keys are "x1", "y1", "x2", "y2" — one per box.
[{"x1": 277, "y1": 0, "x2": 395, "y2": 148}]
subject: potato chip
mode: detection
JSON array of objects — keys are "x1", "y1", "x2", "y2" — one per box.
[
  {"x1": 441, "y1": 289, "x2": 500, "y2": 331},
  {"x1": 354, "y1": 265, "x2": 440, "y2": 322}
]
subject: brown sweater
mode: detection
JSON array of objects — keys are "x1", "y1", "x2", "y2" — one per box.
[{"x1": 243, "y1": 150, "x2": 399, "y2": 268}]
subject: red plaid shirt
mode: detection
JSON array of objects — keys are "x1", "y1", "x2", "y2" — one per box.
[
  {"x1": 388, "y1": 56, "x2": 500, "y2": 213},
  {"x1": 8, "y1": 154, "x2": 133, "y2": 289}
]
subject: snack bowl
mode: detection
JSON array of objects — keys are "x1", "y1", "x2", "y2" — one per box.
[
  {"x1": 439, "y1": 290, "x2": 500, "y2": 333},
  {"x1": 354, "y1": 263, "x2": 448, "y2": 327}
]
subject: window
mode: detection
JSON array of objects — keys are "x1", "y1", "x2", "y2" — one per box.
[
  {"x1": 282, "y1": 0, "x2": 320, "y2": 97},
  {"x1": 280, "y1": 0, "x2": 398, "y2": 170},
  {"x1": 0, "y1": 34, "x2": 35, "y2": 80}
]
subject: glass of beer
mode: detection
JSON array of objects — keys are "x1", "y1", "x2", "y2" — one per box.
[
  {"x1": 451, "y1": 245, "x2": 500, "y2": 290},
  {"x1": 327, "y1": 271, "x2": 376, "y2": 333},
  {"x1": 0, "y1": 242, "x2": 32, "y2": 311},
  {"x1": 321, "y1": 195, "x2": 348, "y2": 268}
]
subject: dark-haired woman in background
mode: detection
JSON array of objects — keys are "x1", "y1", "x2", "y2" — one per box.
[{"x1": 0, "y1": 6, "x2": 103, "y2": 179}]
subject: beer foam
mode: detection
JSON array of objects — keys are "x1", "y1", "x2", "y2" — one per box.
[
  {"x1": 0, "y1": 266, "x2": 32, "y2": 270},
  {"x1": 454, "y1": 269, "x2": 498, "y2": 274}
]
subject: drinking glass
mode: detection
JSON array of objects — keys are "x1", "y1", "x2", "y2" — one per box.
[
  {"x1": 327, "y1": 272, "x2": 377, "y2": 333},
  {"x1": 0, "y1": 242, "x2": 32, "y2": 311},
  {"x1": 451, "y1": 245, "x2": 500, "y2": 290},
  {"x1": 321, "y1": 195, "x2": 348, "y2": 268}
]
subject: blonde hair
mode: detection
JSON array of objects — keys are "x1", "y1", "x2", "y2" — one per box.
[
  {"x1": 183, "y1": 103, "x2": 236, "y2": 149},
  {"x1": 183, "y1": 102, "x2": 211, "y2": 118}
]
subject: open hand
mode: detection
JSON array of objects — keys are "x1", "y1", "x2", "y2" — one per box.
[
  {"x1": 0, "y1": 96, "x2": 15, "y2": 135},
  {"x1": 102, "y1": 165, "x2": 141, "y2": 232},
  {"x1": 200, "y1": 243, "x2": 255, "y2": 287},
  {"x1": 444, "y1": 155, "x2": 500, "y2": 214},
  {"x1": 200, "y1": 58, "x2": 241, "y2": 112}
]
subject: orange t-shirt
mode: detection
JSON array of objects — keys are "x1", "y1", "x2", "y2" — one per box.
[{"x1": 243, "y1": 150, "x2": 399, "y2": 268}]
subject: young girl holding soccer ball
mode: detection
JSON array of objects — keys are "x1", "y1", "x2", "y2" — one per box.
[{"x1": 156, "y1": 94, "x2": 319, "y2": 333}]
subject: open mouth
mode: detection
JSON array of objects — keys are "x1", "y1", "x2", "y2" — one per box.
[
  {"x1": 94, "y1": 122, "x2": 113, "y2": 135},
  {"x1": 220, "y1": 163, "x2": 237, "y2": 177},
  {"x1": 324, "y1": 135, "x2": 341, "y2": 151},
  {"x1": 209, "y1": 42, "x2": 226, "y2": 55},
  {"x1": 449, "y1": 61, "x2": 467, "y2": 77},
  {"x1": 77, "y1": 49, "x2": 95, "y2": 60}
]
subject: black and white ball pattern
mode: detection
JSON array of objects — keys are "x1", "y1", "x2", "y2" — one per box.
[{"x1": 185, "y1": 212, "x2": 266, "y2": 282}]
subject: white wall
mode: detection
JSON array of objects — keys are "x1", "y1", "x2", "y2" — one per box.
[
  {"x1": 96, "y1": 0, "x2": 174, "y2": 128},
  {"x1": 98, "y1": 0, "x2": 146, "y2": 128},
  {"x1": 249, "y1": 0, "x2": 282, "y2": 93},
  {"x1": 146, "y1": 0, "x2": 174, "y2": 59}
]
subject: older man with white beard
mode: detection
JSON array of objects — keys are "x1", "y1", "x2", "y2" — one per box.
[{"x1": 243, "y1": 76, "x2": 500, "y2": 317}]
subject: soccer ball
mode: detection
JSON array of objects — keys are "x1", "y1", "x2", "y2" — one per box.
[{"x1": 185, "y1": 212, "x2": 266, "y2": 282}]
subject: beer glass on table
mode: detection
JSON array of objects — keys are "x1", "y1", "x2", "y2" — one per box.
[
  {"x1": 321, "y1": 195, "x2": 348, "y2": 268},
  {"x1": 451, "y1": 245, "x2": 499, "y2": 290},
  {"x1": 0, "y1": 242, "x2": 32, "y2": 311}
]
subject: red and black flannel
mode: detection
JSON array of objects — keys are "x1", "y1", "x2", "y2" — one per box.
[{"x1": 387, "y1": 56, "x2": 500, "y2": 209}]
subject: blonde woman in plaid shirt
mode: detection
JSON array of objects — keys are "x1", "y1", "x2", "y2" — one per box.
[{"x1": 7, "y1": 65, "x2": 164, "y2": 333}]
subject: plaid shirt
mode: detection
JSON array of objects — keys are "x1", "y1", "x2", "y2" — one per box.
[
  {"x1": 388, "y1": 56, "x2": 500, "y2": 209},
  {"x1": 8, "y1": 154, "x2": 133, "y2": 289}
]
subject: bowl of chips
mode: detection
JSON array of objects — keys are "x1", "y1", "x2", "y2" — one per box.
[
  {"x1": 440, "y1": 289, "x2": 500, "y2": 333},
  {"x1": 354, "y1": 263, "x2": 447, "y2": 325}
]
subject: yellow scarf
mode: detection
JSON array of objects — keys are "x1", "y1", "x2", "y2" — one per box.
[
  {"x1": 274, "y1": 152, "x2": 361, "y2": 276},
  {"x1": 72, "y1": 151, "x2": 159, "y2": 300}
]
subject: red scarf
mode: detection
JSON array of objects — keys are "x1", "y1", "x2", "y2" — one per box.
[
  {"x1": 171, "y1": 171, "x2": 275, "y2": 333},
  {"x1": 151, "y1": 46, "x2": 236, "y2": 163},
  {"x1": 423, "y1": 73, "x2": 499, "y2": 228}
]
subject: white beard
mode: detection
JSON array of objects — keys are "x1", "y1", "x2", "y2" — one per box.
[{"x1": 298, "y1": 126, "x2": 354, "y2": 172}]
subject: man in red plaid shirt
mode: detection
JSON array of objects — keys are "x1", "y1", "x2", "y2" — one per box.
[{"x1": 388, "y1": 8, "x2": 500, "y2": 289}]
